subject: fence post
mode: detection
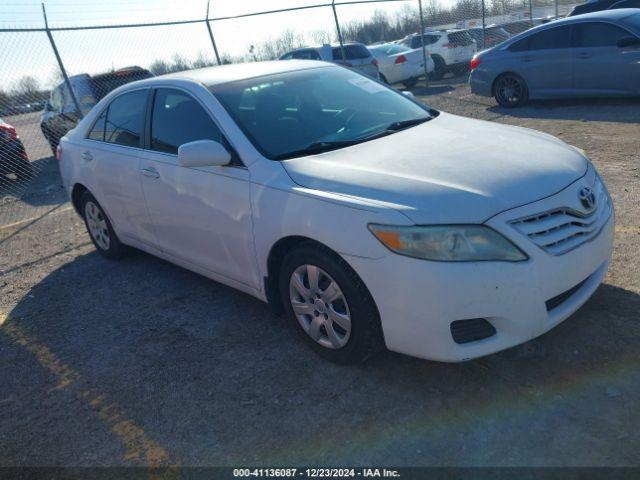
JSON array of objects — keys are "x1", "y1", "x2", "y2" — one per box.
[
  {"x1": 331, "y1": 1, "x2": 347, "y2": 65},
  {"x1": 555, "y1": 0, "x2": 559, "y2": 18},
  {"x1": 41, "y1": 3, "x2": 83, "y2": 120},
  {"x1": 205, "y1": 0, "x2": 222, "y2": 65},
  {"x1": 417, "y1": 0, "x2": 429, "y2": 89},
  {"x1": 529, "y1": 0, "x2": 533, "y2": 25},
  {"x1": 481, "y1": 0, "x2": 486, "y2": 49}
]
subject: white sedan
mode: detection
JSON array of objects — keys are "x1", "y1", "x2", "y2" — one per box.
[
  {"x1": 368, "y1": 43, "x2": 434, "y2": 87},
  {"x1": 58, "y1": 60, "x2": 614, "y2": 364}
]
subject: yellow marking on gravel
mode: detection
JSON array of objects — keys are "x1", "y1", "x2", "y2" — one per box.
[
  {"x1": 1, "y1": 322, "x2": 170, "y2": 466},
  {"x1": 0, "y1": 205, "x2": 74, "y2": 231}
]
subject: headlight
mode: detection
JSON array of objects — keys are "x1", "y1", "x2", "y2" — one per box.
[{"x1": 368, "y1": 224, "x2": 528, "y2": 262}]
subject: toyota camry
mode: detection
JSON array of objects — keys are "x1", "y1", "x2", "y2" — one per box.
[{"x1": 57, "y1": 60, "x2": 614, "y2": 363}]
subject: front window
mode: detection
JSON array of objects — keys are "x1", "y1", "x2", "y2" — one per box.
[{"x1": 210, "y1": 66, "x2": 436, "y2": 160}]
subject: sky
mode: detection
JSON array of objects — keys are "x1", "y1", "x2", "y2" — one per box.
[{"x1": 0, "y1": 0, "x2": 420, "y2": 90}]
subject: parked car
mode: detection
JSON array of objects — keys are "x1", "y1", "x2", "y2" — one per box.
[
  {"x1": 466, "y1": 25, "x2": 511, "y2": 49},
  {"x1": 469, "y1": 9, "x2": 640, "y2": 107},
  {"x1": 0, "y1": 118, "x2": 31, "y2": 180},
  {"x1": 58, "y1": 60, "x2": 613, "y2": 364},
  {"x1": 40, "y1": 66, "x2": 152, "y2": 154},
  {"x1": 367, "y1": 43, "x2": 434, "y2": 87},
  {"x1": 568, "y1": 0, "x2": 640, "y2": 15},
  {"x1": 279, "y1": 43, "x2": 379, "y2": 79},
  {"x1": 500, "y1": 20, "x2": 535, "y2": 36},
  {"x1": 398, "y1": 29, "x2": 476, "y2": 80}
]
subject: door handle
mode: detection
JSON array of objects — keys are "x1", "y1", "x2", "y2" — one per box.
[
  {"x1": 140, "y1": 167, "x2": 160, "y2": 179},
  {"x1": 81, "y1": 151, "x2": 93, "y2": 162}
]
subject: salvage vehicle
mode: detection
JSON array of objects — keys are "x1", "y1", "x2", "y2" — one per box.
[{"x1": 57, "y1": 61, "x2": 614, "y2": 363}]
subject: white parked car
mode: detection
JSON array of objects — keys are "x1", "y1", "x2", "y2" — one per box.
[
  {"x1": 58, "y1": 61, "x2": 614, "y2": 364},
  {"x1": 368, "y1": 43, "x2": 434, "y2": 87},
  {"x1": 398, "y1": 29, "x2": 477, "y2": 80},
  {"x1": 279, "y1": 43, "x2": 379, "y2": 79}
]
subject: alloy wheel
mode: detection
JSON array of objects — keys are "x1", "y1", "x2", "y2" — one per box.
[
  {"x1": 496, "y1": 75, "x2": 524, "y2": 106},
  {"x1": 288, "y1": 264, "x2": 351, "y2": 349}
]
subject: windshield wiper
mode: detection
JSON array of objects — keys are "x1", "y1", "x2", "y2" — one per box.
[
  {"x1": 384, "y1": 117, "x2": 431, "y2": 131},
  {"x1": 273, "y1": 117, "x2": 431, "y2": 160}
]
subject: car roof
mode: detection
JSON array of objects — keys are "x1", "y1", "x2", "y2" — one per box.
[
  {"x1": 550, "y1": 6, "x2": 639, "y2": 23},
  {"x1": 136, "y1": 60, "x2": 333, "y2": 87}
]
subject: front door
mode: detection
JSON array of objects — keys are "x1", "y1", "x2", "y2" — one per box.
[
  {"x1": 572, "y1": 21, "x2": 640, "y2": 94},
  {"x1": 138, "y1": 87, "x2": 258, "y2": 288}
]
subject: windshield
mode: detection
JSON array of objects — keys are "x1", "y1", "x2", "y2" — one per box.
[{"x1": 211, "y1": 66, "x2": 435, "y2": 160}]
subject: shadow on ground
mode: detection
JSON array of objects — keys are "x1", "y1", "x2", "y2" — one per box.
[
  {"x1": 488, "y1": 97, "x2": 640, "y2": 123},
  {"x1": 1, "y1": 248, "x2": 639, "y2": 466}
]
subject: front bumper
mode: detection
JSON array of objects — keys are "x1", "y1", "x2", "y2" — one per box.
[{"x1": 344, "y1": 170, "x2": 614, "y2": 362}]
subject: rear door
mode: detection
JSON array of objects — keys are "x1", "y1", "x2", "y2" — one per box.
[
  {"x1": 571, "y1": 21, "x2": 640, "y2": 94},
  {"x1": 83, "y1": 88, "x2": 155, "y2": 245},
  {"x1": 138, "y1": 87, "x2": 258, "y2": 288},
  {"x1": 508, "y1": 25, "x2": 574, "y2": 95}
]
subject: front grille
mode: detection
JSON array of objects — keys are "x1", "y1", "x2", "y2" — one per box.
[
  {"x1": 545, "y1": 277, "x2": 588, "y2": 311},
  {"x1": 510, "y1": 177, "x2": 611, "y2": 256},
  {"x1": 450, "y1": 318, "x2": 496, "y2": 344}
]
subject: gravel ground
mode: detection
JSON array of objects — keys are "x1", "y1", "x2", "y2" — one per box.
[{"x1": 0, "y1": 78, "x2": 639, "y2": 467}]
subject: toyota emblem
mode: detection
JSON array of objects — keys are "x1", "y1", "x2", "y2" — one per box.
[{"x1": 579, "y1": 187, "x2": 596, "y2": 211}]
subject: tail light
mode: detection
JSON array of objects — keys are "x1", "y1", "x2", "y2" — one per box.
[
  {"x1": 371, "y1": 58, "x2": 379, "y2": 67},
  {"x1": 56, "y1": 144, "x2": 62, "y2": 161},
  {"x1": 0, "y1": 124, "x2": 18, "y2": 142},
  {"x1": 394, "y1": 55, "x2": 408, "y2": 64},
  {"x1": 470, "y1": 56, "x2": 481, "y2": 70}
]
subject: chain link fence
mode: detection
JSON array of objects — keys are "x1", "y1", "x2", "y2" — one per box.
[{"x1": 0, "y1": 0, "x2": 578, "y2": 211}]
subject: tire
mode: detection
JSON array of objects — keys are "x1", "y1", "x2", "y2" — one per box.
[
  {"x1": 80, "y1": 191, "x2": 128, "y2": 260},
  {"x1": 429, "y1": 56, "x2": 445, "y2": 81},
  {"x1": 379, "y1": 74, "x2": 389, "y2": 84},
  {"x1": 493, "y1": 73, "x2": 529, "y2": 108},
  {"x1": 402, "y1": 77, "x2": 418, "y2": 88},
  {"x1": 279, "y1": 243, "x2": 384, "y2": 364}
]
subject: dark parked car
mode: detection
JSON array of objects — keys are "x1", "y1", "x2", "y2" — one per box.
[
  {"x1": 467, "y1": 25, "x2": 511, "y2": 48},
  {"x1": 0, "y1": 118, "x2": 31, "y2": 180},
  {"x1": 569, "y1": 0, "x2": 640, "y2": 15},
  {"x1": 40, "y1": 66, "x2": 152, "y2": 154},
  {"x1": 469, "y1": 9, "x2": 640, "y2": 106}
]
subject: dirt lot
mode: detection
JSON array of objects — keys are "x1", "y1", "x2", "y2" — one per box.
[{"x1": 0, "y1": 79, "x2": 639, "y2": 467}]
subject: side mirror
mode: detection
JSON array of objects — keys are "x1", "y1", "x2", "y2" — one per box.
[
  {"x1": 617, "y1": 36, "x2": 640, "y2": 48},
  {"x1": 402, "y1": 90, "x2": 416, "y2": 100},
  {"x1": 178, "y1": 139, "x2": 231, "y2": 168}
]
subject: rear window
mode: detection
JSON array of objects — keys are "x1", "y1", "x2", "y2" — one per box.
[
  {"x1": 90, "y1": 69, "x2": 152, "y2": 101},
  {"x1": 370, "y1": 44, "x2": 410, "y2": 55},
  {"x1": 447, "y1": 31, "x2": 474, "y2": 46},
  {"x1": 332, "y1": 44, "x2": 371, "y2": 60}
]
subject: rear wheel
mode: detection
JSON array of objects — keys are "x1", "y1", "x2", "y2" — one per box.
[
  {"x1": 279, "y1": 244, "x2": 383, "y2": 364},
  {"x1": 379, "y1": 73, "x2": 389, "y2": 84},
  {"x1": 494, "y1": 73, "x2": 528, "y2": 107},
  {"x1": 402, "y1": 77, "x2": 418, "y2": 88},
  {"x1": 429, "y1": 56, "x2": 446, "y2": 81},
  {"x1": 81, "y1": 191, "x2": 128, "y2": 259}
]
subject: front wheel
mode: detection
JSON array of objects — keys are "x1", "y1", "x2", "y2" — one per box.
[
  {"x1": 81, "y1": 191, "x2": 128, "y2": 259},
  {"x1": 279, "y1": 244, "x2": 383, "y2": 364},
  {"x1": 494, "y1": 74, "x2": 528, "y2": 108}
]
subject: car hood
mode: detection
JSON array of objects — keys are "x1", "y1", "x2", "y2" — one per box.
[{"x1": 282, "y1": 112, "x2": 588, "y2": 224}]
